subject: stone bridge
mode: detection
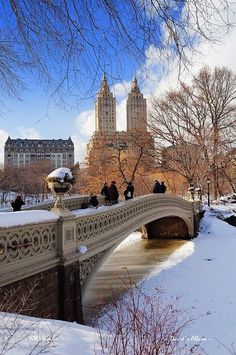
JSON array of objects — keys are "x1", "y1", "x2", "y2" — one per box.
[{"x1": 0, "y1": 194, "x2": 200, "y2": 323}]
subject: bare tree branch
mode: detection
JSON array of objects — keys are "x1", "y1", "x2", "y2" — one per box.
[{"x1": 0, "y1": 0, "x2": 233, "y2": 104}]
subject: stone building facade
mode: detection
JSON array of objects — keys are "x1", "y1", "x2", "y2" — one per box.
[{"x1": 4, "y1": 137, "x2": 74, "y2": 168}]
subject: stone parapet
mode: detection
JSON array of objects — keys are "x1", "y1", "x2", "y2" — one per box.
[{"x1": 1, "y1": 194, "x2": 105, "y2": 212}]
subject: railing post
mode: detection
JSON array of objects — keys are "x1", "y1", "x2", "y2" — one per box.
[
  {"x1": 56, "y1": 215, "x2": 77, "y2": 258},
  {"x1": 56, "y1": 215, "x2": 84, "y2": 323}
]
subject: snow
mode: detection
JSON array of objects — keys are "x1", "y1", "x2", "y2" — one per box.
[
  {"x1": 0, "y1": 210, "x2": 59, "y2": 228},
  {"x1": 0, "y1": 313, "x2": 101, "y2": 355},
  {"x1": 142, "y1": 206, "x2": 236, "y2": 354},
  {"x1": 0, "y1": 204, "x2": 236, "y2": 354},
  {"x1": 219, "y1": 193, "x2": 236, "y2": 204},
  {"x1": 73, "y1": 205, "x2": 113, "y2": 216},
  {"x1": 114, "y1": 231, "x2": 143, "y2": 251},
  {"x1": 78, "y1": 245, "x2": 88, "y2": 254},
  {"x1": 47, "y1": 167, "x2": 73, "y2": 180}
]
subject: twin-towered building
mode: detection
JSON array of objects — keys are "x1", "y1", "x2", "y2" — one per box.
[
  {"x1": 88, "y1": 75, "x2": 152, "y2": 157},
  {"x1": 95, "y1": 74, "x2": 147, "y2": 133}
]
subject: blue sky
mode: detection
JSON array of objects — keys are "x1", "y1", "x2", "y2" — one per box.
[{"x1": 1, "y1": 4, "x2": 236, "y2": 166}]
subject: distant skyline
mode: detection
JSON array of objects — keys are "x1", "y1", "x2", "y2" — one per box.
[{"x1": 1, "y1": 17, "x2": 236, "y2": 166}]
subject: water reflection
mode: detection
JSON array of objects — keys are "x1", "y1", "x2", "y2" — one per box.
[{"x1": 83, "y1": 235, "x2": 192, "y2": 324}]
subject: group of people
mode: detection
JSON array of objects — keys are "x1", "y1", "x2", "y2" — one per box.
[
  {"x1": 153, "y1": 180, "x2": 167, "y2": 194},
  {"x1": 89, "y1": 181, "x2": 118, "y2": 207},
  {"x1": 89, "y1": 180, "x2": 135, "y2": 208},
  {"x1": 89, "y1": 179, "x2": 166, "y2": 208},
  {"x1": 101, "y1": 180, "x2": 135, "y2": 204}
]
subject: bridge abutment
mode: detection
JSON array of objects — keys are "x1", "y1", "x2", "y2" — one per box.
[
  {"x1": 0, "y1": 261, "x2": 83, "y2": 323},
  {"x1": 0, "y1": 266, "x2": 59, "y2": 319}
]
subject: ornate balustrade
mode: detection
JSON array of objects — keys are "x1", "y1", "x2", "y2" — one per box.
[
  {"x1": 76, "y1": 194, "x2": 193, "y2": 244},
  {"x1": 0, "y1": 194, "x2": 105, "y2": 212},
  {"x1": 0, "y1": 219, "x2": 59, "y2": 286},
  {"x1": 25, "y1": 194, "x2": 106, "y2": 211}
]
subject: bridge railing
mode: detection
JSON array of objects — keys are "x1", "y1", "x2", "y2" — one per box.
[
  {"x1": 0, "y1": 194, "x2": 106, "y2": 212},
  {"x1": 0, "y1": 218, "x2": 60, "y2": 286},
  {"x1": 75, "y1": 194, "x2": 193, "y2": 243}
]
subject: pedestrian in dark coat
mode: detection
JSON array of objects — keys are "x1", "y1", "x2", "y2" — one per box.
[
  {"x1": 89, "y1": 194, "x2": 99, "y2": 208},
  {"x1": 108, "y1": 181, "x2": 119, "y2": 205},
  {"x1": 11, "y1": 195, "x2": 25, "y2": 211},
  {"x1": 153, "y1": 180, "x2": 162, "y2": 193},
  {"x1": 101, "y1": 183, "x2": 110, "y2": 204},
  {"x1": 160, "y1": 181, "x2": 167, "y2": 193},
  {"x1": 124, "y1": 181, "x2": 134, "y2": 200}
]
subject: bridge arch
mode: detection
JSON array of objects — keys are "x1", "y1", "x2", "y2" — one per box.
[{"x1": 80, "y1": 198, "x2": 194, "y2": 298}]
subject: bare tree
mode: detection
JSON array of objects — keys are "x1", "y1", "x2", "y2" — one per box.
[
  {"x1": 0, "y1": 0, "x2": 233, "y2": 103},
  {"x1": 150, "y1": 66, "x2": 236, "y2": 198},
  {"x1": 108, "y1": 130, "x2": 155, "y2": 184},
  {"x1": 0, "y1": 161, "x2": 52, "y2": 204},
  {"x1": 161, "y1": 141, "x2": 209, "y2": 186},
  {"x1": 84, "y1": 130, "x2": 156, "y2": 195},
  {"x1": 0, "y1": 167, "x2": 16, "y2": 204},
  {"x1": 216, "y1": 148, "x2": 236, "y2": 194},
  {"x1": 95, "y1": 272, "x2": 204, "y2": 355}
]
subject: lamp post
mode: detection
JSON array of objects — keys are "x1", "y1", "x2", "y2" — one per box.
[{"x1": 207, "y1": 179, "x2": 210, "y2": 206}]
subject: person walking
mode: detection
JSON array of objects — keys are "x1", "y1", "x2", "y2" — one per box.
[
  {"x1": 11, "y1": 195, "x2": 25, "y2": 211},
  {"x1": 160, "y1": 181, "x2": 167, "y2": 193},
  {"x1": 153, "y1": 180, "x2": 162, "y2": 193},
  {"x1": 108, "y1": 181, "x2": 119, "y2": 205},
  {"x1": 124, "y1": 181, "x2": 134, "y2": 200},
  {"x1": 101, "y1": 182, "x2": 110, "y2": 204}
]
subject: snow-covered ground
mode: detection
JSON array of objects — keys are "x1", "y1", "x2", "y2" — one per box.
[
  {"x1": 0, "y1": 204, "x2": 236, "y2": 354},
  {"x1": 143, "y1": 206, "x2": 236, "y2": 354},
  {"x1": 0, "y1": 313, "x2": 102, "y2": 355}
]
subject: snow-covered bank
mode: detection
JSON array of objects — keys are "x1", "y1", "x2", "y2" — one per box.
[
  {"x1": 0, "y1": 313, "x2": 101, "y2": 355},
  {"x1": 144, "y1": 206, "x2": 236, "y2": 354}
]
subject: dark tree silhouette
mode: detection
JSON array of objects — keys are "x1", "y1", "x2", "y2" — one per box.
[{"x1": 0, "y1": 0, "x2": 233, "y2": 103}]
